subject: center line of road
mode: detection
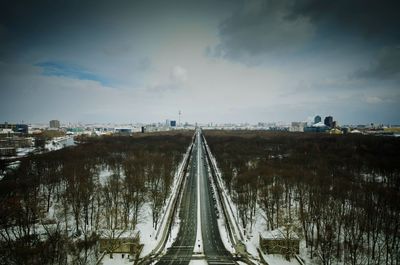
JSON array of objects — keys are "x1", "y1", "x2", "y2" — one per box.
[{"x1": 193, "y1": 130, "x2": 204, "y2": 254}]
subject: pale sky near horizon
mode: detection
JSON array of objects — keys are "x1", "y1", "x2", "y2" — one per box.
[{"x1": 1, "y1": 0, "x2": 399, "y2": 125}]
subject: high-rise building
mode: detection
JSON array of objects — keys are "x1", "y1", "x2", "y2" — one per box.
[
  {"x1": 324, "y1": 116, "x2": 333, "y2": 128},
  {"x1": 170, "y1": 120, "x2": 176, "y2": 127},
  {"x1": 314, "y1": 115, "x2": 322, "y2": 124},
  {"x1": 49, "y1": 120, "x2": 60, "y2": 128}
]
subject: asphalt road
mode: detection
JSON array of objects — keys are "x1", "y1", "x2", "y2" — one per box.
[
  {"x1": 198, "y1": 134, "x2": 236, "y2": 265},
  {"x1": 156, "y1": 132, "x2": 235, "y2": 265},
  {"x1": 156, "y1": 139, "x2": 198, "y2": 265}
]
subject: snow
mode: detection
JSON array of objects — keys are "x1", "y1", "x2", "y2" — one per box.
[
  {"x1": 94, "y1": 139, "x2": 193, "y2": 264},
  {"x1": 188, "y1": 259, "x2": 208, "y2": 265},
  {"x1": 164, "y1": 217, "x2": 181, "y2": 249},
  {"x1": 203, "y1": 138, "x2": 244, "y2": 246},
  {"x1": 243, "y1": 234, "x2": 259, "y2": 258},
  {"x1": 7, "y1": 160, "x2": 21, "y2": 169},
  {"x1": 260, "y1": 252, "x2": 300, "y2": 265},
  {"x1": 312, "y1": 122, "x2": 328, "y2": 128},
  {"x1": 101, "y1": 253, "x2": 133, "y2": 265},
  {"x1": 203, "y1": 135, "x2": 303, "y2": 264},
  {"x1": 141, "y1": 141, "x2": 193, "y2": 260},
  {"x1": 298, "y1": 241, "x2": 310, "y2": 265},
  {"x1": 216, "y1": 218, "x2": 235, "y2": 253},
  {"x1": 99, "y1": 166, "x2": 113, "y2": 185},
  {"x1": 16, "y1": 147, "x2": 35, "y2": 156},
  {"x1": 136, "y1": 204, "x2": 158, "y2": 256},
  {"x1": 45, "y1": 136, "x2": 75, "y2": 151},
  {"x1": 203, "y1": 147, "x2": 235, "y2": 254},
  {"x1": 261, "y1": 228, "x2": 299, "y2": 240}
]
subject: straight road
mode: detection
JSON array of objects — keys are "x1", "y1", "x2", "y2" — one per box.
[
  {"x1": 156, "y1": 130, "x2": 236, "y2": 265},
  {"x1": 156, "y1": 139, "x2": 198, "y2": 265},
  {"x1": 198, "y1": 132, "x2": 236, "y2": 265}
]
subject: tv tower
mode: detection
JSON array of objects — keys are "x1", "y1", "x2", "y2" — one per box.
[{"x1": 178, "y1": 110, "x2": 181, "y2": 126}]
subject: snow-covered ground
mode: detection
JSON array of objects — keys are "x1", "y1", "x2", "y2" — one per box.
[
  {"x1": 260, "y1": 252, "x2": 300, "y2": 265},
  {"x1": 188, "y1": 259, "x2": 208, "y2": 265},
  {"x1": 101, "y1": 253, "x2": 133, "y2": 265},
  {"x1": 101, "y1": 141, "x2": 193, "y2": 264},
  {"x1": 16, "y1": 146, "x2": 36, "y2": 156},
  {"x1": 203, "y1": 143, "x2": 235, "y2": 254},
  {"x1": 203, "y1": 137, "x2": 302, "y2": 265},
  {"x1": 45, "y1": 136, "x2": 75, "y2": 151}
]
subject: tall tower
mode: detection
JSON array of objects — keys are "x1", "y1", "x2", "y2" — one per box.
[{"x1": 178, "y1": 110, "x2": 181, "y2": 126}]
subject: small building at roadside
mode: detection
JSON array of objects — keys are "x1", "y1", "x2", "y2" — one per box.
[
  {"x1": 259, "y1": 228, "x2": 300, "y2": 256},
  {"x1": 99, "y1": 234, "x2": 143, "y2": 261}
]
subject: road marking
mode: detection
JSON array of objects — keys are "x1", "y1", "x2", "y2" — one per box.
[{"x1": 193, "y1": 130, "x2": 203, "y2": 254}]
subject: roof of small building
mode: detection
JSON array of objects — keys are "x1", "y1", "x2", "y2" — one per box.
[
  {"x1": 312, "y1": 122, "x2": 328, "y2": 128},
  {"x1": 260, "y1": 227, "x2": 299, "y2": 240}
]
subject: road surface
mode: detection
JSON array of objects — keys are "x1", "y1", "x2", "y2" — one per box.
[
  {"x1": 198, "y1": 132, "x2": 236, "y2": 265},
  {"x1": 156, "y1": 131, "x2": 235, "y2": 265},
  {"x1": 156, "y1": 136, "x2": 198, "y2": 265}
]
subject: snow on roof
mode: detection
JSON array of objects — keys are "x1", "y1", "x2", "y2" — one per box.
[
  {"x1": 98, "y1": 229, "x2": 138, "y2": 239},
  {"x1": 260, "y1": 227, "x2": 299, "y2": 240},
  {"x1": 312, "y1": 122, "x2": 328, "y2": 128}
]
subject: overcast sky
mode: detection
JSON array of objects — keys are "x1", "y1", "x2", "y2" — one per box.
[{"x1": 1, "y1": 0, "x2": 399, "y2": 125}]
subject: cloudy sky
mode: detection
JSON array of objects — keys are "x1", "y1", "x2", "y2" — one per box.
[{"x1": 1, "y1": 0, "x2": 399, "y2": 125}]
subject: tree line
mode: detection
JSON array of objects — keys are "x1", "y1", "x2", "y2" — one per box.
[
  {"x1": 204, "y1": 130, "x2": 400, "y2": 265},
  {"x1": 0, "y1": 132, "x2": 193, "y2": 265}
]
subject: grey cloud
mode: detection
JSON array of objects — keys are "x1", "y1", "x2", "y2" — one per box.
[
  {"x1": 210, "y1": 0, "x2": 315, "y2": 63},
  {"x1": 212, "y1": 0, "x2": 400, "y2": 64},
  {"x1": 0, "y1": 24, "x2": 6, "y2": 39},
  {"x1": 147, "y1": 66, "x2": 188, "y2": 93},
  {"x1": 354, "y1": 46, "x2": 400, "y2": 80},
  {"x1": 289, "y1": 0, "x2": 400, "y2": 42}
]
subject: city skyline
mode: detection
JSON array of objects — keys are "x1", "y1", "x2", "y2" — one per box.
[{"x1": 1, "y1": 0, "x2": 399, "y2": 124}]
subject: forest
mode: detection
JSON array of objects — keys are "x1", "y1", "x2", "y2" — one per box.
[
  {"x1": 0, "y1": 131, "x2": 193, "y2": 265},
  {"x1": 204, "y1": 130, "x2": 400, "y2": 265}
]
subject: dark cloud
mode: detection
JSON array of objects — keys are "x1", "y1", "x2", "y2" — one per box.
[
  {"x1": 212, "y1": 0, "x2": 400, "y2": 63},
  {"x1": 289, "y1": 0, "x2": 400, "y2": 42},
  {"x1": 210, "y1": 0, "x2": 315, "y2": 63},
  {"x1": 354, "y1": 46, "x2": 400, "y2": 80}
]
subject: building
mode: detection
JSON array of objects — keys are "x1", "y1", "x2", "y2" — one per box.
[
  {"x1": 0, "y1": 137, "x2": 33, "y2": 148},
  {"x1": 0, "y1": 147, "x2": 16, "y2": 156},
  {"x1": 170, "y1": 120, "x2": 176, "y2": 127},
  {"x1": 260, "y1": 228, "x2": 300, "y2": 257},
  {"x1": 290, "y1": 122, "x2": 307, "y2": 132},
  {"x1": 324, "y1": 116, "x2": 333, "y2": 128},
  {"x1": 304, "y1": 122, "x2": 330, "y2": 132},
  {"x1": 99, "y1": 235, "x2": 143, "y2": 261},
  {"x1": 314, "y1": 115, "x2": 321, "y2": 124},
  {"x1": 0, "y1": 123, "x2": 28, "y2": 134},
  {"x1": 329, "y1": 128, "x2": 343, "y2": 134},
  {"x1": 49, "y1": 120, "x2": 60, "y2": 128},
  {"x1": 99, "y1": 238, "x2": 141, "y2": 254},
  {"x1": 115, "y1": 128, "x2": 132, "y2": 136}
]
